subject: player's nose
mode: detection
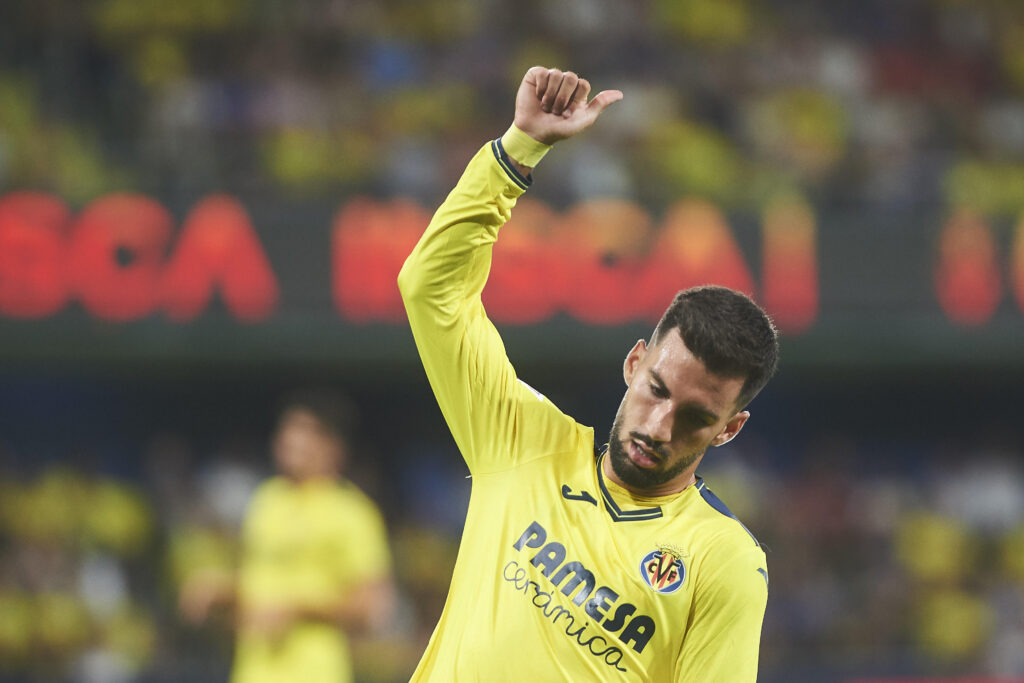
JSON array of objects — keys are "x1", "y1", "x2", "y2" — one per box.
[{"x1": 643, "y1": 402, "x2": 674, "y2": 444}]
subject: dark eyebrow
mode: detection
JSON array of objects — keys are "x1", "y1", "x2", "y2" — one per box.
[{"x1": 649, "y1": 369, "x2": 720, "y2": 424}]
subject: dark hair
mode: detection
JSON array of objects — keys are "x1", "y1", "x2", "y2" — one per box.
[
  {"x1": 650, "y1": 286, "x2": 779, "y2": 410},
  {"x1": 278, "y1": 389, "x2": 358, "y2": 445}
]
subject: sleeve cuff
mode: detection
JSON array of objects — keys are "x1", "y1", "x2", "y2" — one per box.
[{"x1": 500, "y1": 125, "x2": 552, "y2": 167}]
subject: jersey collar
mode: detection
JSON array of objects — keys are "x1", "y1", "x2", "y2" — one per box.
[{"x1": 595, "y1": 451, "x2": 665, "y2": 522}]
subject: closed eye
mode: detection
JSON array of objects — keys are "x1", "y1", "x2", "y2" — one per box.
[
  {"x1": 649, "y1": 382, "x2": 669, "y2": 399},
  {"x1": 647, "y1": 370, "x2": 671, "y2": 399},
  {"x1": 682, "y1": 411, "x2": 716, "y2": 428},
  {"x1": 681, "y1": 407, "x2": 719, "y2": 428}
]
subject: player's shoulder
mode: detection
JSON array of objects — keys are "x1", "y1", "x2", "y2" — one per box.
[
  {"x1": 241, "y1": 477, "x2": 295, "y2": 529},
  {"x1": 248, "y1": 476, "x2": 289, "y2": 505},
  {"x1": 333, "y1": 478, "x2": 385, "y2": 516},
  {"x1": 681, "y1": 480, "x2": 769, "y2": 600},
  {"x1": 691, "y1": 478, "x2": 764, "y2": 559}
]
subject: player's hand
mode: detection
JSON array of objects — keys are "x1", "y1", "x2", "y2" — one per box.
[{"x1": 513, "y1": 66, "x2": 623, "y2": 145}]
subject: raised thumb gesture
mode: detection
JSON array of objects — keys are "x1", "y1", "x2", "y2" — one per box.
[{"x1": 513, "y1": 66, "x2": 623, "y2": 145}]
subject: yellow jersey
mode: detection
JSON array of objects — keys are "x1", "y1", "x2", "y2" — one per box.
[
  {"x1": 399, "y1": 134, "x2": 769, "y2": 682},
  {"x1": 232, "y1": 476, "x2": 390, "y2": 683}
]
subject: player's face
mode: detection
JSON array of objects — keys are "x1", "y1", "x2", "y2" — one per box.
[
  {"x1": 273, "y1": 408, "x2": 343, "y2": 482},
  {"x1": 606, "y1": 330, "x2": 749, "y2": 496}
]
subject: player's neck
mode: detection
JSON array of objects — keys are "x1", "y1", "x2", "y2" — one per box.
[{"x1": 284, "y1": 471, "x2": 338, "y2": 485}]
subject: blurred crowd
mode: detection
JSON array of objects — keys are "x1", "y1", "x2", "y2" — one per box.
[
  {"x1": 1, "y1": 394, "x2": 1023, "y2": 682},
  {"x1": 711, "y1": 433, "x2": 1024, "y2": 680},
  {"x1": 3, "y1": 0, "x2": 1024, "y2": 215},
  {"x1": 0, "y1": 421, "x2": 466, "y2": 683}
]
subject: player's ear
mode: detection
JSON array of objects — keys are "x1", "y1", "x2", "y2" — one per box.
[
  {"x1": 711, "y1": 411, "x2": 750, "y2": 447},
  {"x1": 623, "y1": 339, "x2": 647, "y2": 385}
]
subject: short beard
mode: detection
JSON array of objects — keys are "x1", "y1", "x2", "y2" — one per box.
[{"x1": 606, "y1": 409, "x2": 703, "y2": 492}]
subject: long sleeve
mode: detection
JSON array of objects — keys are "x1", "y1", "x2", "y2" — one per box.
[{"x1": 397, "y1": 138, "x2": 582, "y2": 475}]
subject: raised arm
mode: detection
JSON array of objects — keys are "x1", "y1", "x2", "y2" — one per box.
[{"x1": 397, "y1": 68, "x2": 621, "y2": 473}]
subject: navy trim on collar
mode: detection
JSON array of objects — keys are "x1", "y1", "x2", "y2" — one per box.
[{"x1": 595, "y1": 453, "x2": 664, "y2": 522}]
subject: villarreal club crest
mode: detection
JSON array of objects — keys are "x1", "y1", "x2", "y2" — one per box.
[{"x1": 639, "y1": 546, "x2": 686, "y2": 594}]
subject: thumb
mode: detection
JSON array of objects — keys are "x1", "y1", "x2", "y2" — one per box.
[{"x1": 587, "y1": 89, "x2": 624, "y2": 117}]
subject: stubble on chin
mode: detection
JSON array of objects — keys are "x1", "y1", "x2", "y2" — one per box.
[{"x1": 606, "y1": 417, "x2": 701, "y2": 492}]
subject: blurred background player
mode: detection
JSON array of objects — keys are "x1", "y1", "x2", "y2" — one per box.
[{"x1": 178, "y1": 391, "x2": 395, "y2": 683}]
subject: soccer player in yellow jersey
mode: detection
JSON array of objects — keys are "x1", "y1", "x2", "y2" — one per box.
[
  {"x1": 180, "y1": 393, "x2": 395, "y2": 683},
  {"x1": 398, "y1": 67, "x2": 779, "y2": 681}
]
